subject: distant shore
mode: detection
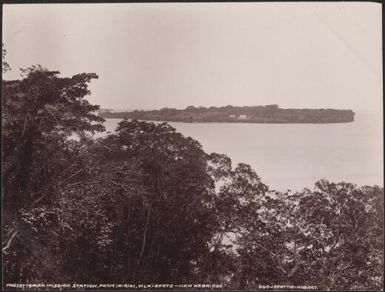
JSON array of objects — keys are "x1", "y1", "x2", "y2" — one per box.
[
  {"x1": 99, "y1": 105, "x2": 355, "y2": 124},
  {"x1": 102, "y1": 118, "x2": 355, "y2": 125}
]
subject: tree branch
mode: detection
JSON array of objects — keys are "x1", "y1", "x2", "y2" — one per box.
[
  {"x1": 288, "y1": 241, "x2": 299, "y2": 277},
  {"x1": 253, "y1": 241, "x2": 287, "y2": 275},
  {"x1": 131, "y1": 203, "x2": 152, "y2": 282},
  {"x1": 2, "y1": 231, "x2": 18, "y2": 254}
]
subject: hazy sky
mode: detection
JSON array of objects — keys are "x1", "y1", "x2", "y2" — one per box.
[{"x1": 2, "y1": 2, "x2": 382, "y2": 112}]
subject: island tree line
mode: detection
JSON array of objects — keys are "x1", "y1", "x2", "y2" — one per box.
[
  {"x1": 99, "y1": 105, "x2": 355, "y2": 123},
  {"x1": 2, "y1": 49, "x2": 383, "y2": 289}
]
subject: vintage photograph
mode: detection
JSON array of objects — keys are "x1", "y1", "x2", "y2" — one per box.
[{"x1": 2, "y1": 1, "x2": 383, "y2": 290}]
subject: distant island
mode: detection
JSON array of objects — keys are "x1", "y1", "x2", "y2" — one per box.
[{"x1": 99, "y1": 105, "x2": 355, "y2": 123}]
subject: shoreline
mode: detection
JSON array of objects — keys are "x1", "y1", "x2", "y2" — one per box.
[{"x1": 101, "y1": 118, "x2": 355, "y2": 125}]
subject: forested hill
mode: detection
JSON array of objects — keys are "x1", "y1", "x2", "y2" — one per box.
[{"x1": 99, "y1": 105, "x2": 355, "y2": 123}]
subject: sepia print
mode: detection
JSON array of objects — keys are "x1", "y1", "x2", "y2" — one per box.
[{"x1": 2, "y1": 2, "x2": 383, "y2": 291}]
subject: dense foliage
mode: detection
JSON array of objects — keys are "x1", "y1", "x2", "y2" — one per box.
[
  {"x1": 2, "y1": 62, "x2": 382, "y2": 290},
  {"x1": 99, "y1": 105, "x2": 355, "y2": 123}
]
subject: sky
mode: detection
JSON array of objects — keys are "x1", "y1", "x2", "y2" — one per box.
[{"x1": 2, "y1": 2, "x2": 382, "y2": 113}]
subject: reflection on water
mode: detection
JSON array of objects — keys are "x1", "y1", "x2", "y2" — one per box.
[{"x1": 97, "y1": 112, "x2": 383, "y2": 191}]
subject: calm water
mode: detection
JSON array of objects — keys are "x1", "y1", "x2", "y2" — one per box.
[{"x1": 98, "y1": 112, "x2": 383, "y2": 192}]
